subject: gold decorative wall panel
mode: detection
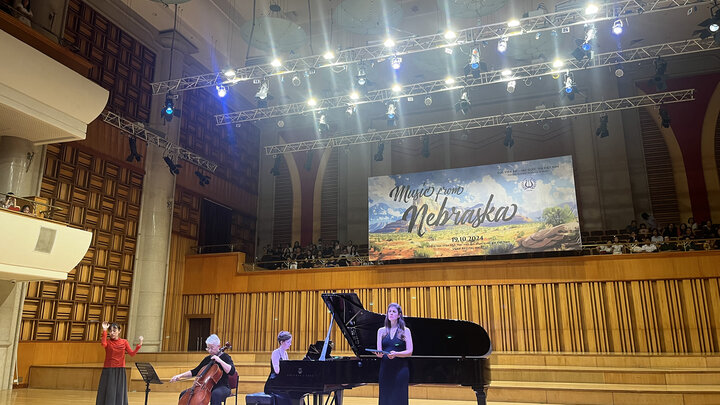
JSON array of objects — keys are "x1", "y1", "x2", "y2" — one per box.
[{"x1": 21, "y1": 142, "x2": 143, "y2": 341}]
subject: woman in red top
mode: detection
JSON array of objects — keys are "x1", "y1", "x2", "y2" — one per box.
[{"x1": 96, "y1": 321, "x2": 143, "y2": 405}]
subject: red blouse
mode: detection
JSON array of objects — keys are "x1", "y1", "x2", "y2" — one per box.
[{"x1": 102, "y1": 330, "x2": 141, "y2": 368}]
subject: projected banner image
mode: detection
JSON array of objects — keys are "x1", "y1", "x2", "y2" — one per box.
[{"x1": 368, "y1": 156, "x2": 581, "y2": 261}]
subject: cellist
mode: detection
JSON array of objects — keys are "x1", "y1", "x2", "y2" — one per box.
[{"x1": 170, "y1": 334, "x2": 235, "y2": 405}]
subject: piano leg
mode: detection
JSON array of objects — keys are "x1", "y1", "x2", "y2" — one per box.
[{"x1": 472, "y1": 386, "x2": 488, "y2": 405}]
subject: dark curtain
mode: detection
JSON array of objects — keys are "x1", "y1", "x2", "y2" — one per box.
[{"x1": 199, "y1": 199, "x2": 232, "y2": 253}]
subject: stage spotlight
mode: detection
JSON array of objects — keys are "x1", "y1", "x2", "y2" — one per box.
[
  {"x1": 374, "y1": 142, "x2": 385, "y2": 161},
  {"x1": 392, "y1": 84, "x2": 402, "y2": 93},
  {"x1": 349, "y1": 91, "x2": 360, "y2": 100},
  {"x1": 470, "y1": 48, "x2": 480, "y2": 69},
  {"x1": 659, "y1": 108, "x2": 671, "y2": 128},
  {"x1": 596, "y1": 113, "x2": 609, "y2": 138},
  {"x1": 384, "y1": 38, "x2": 395, "y2": 48},
  {"x1": 308, "y1": 97, "x2": 318, "y2": 107},
  {"x1": 162, "y1": 92, "x2": 178, "y2": 122},
  {"x1": 693, "y1": 5, "x2": 720, "y2": 39},
  {"x1": 572, "y1": 43, "x2": 590, "y2": 62},
  {"x1": 652, "y1": 57, "x2": 668, "y2": 91},
  {"x1": 507, "y1": 19, "x2": 520, "y2": 28},
  {"x1": 585, "y1": 3, "x2": 599, "y2": 15},
  {"x1": 444, "y1": 30, "x2": 457, "y2": 40},
  {"x1": 391, "y1": 56, "x2": 402, "y2": 70},
  {"x1": 386, "y1": 101, "x2": 398, "y2": 126},
  {"x1": 270, "y1": 155, "x2": 281, "y2": 176},
  {"x1": 346, "y1": 104, "x2": 356, "y2": 116},
  {"x1": 255, "y1": 80, "x2": 270, "y2": 108},
  {"x1": 194, "y1": 170, "x2": 210, "y2": 186},
  {"x1": 163, "y1": 156, "x2": 181, "y2": 175},
  {"x1": 277, "y1": 120, "x2": 285, "y2": 128},
  {"x1": 291, "y1": 75, "x2": 301, "y2": 86},
  {"x1": 455, "y1": 89, "x2": 471, "y2": 115},
  {"x1": 270, "y1": 58, "x2": 282, "y2": 67},
  {"x1": 552, "y1": 59, "x2": 564, "y2": 68},
  {"x1": 503, "y1": 125, "x2": 514, "y2": 148},
  {"x1": 424, "y1": 96, "x2": 432, "y2": 106},
  {"x1": 323, "y1": 51, "x2": 335, "y2": 60},
  {"x1": 501, "y1": 69, "x2": 512, "y2": 77},
  {"x1": 445, "y1": 77, "x2": 456, "y2": 85},
  {"x1": 216, "y1": 84, "x2": 227, "y2": 98},
  {"x1": 612, "y1": 19, "x2": 624, "y2": 35},
  {"x1": 126, "y1": 137, "x2": 142, "y2": 162},
  {"x1": 614, "y1": 64, "x2": 624, "y2": 77},
  {"x1": 421, "y1": 135, "x2": 430, "y2": 158},
  {"x1": 507, "y1": 80, "x2": 516, "y2": 93},
  {"x1": 497, "y1": 37, "x2": 508, "y2": 53},
  {"x1": 585, "y1": 25, "x2": 596, "y2": 42},
  {"x1": 223, "y1": 68, "x2": 236, "y2": 79},
  {"x1": 357, "y1": 67, "x2": 367, "y2": 86},
  {"x1": 317, "y1": 113, "x2": 329, "y2": 134}
]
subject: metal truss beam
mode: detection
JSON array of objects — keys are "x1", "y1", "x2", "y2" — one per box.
[
  {"x1": 152, "y1": 0, "x2": 710, "y2": 95},
  {"x1": 102, "y1": 111, "x2": 218, "y2": 173},
  {"x1": 263, "y1": 89, "x2": 694, "y2": 155},
  {"x1": 217, "y1": 39, "x2": 718, "y2": 125}
]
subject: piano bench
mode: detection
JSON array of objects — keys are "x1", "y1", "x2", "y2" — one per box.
[{"x1": 245, "y1": 393, "x2": 275, "y2": 405}]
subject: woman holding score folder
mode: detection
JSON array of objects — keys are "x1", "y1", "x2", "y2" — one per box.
[{"x1": 375, "y1": 303, "x2": 414, "y2": 405}]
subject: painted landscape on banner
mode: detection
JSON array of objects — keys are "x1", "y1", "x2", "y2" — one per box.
[{"x1": 368, "y1": 156, "x2": 581, "y2": 260}]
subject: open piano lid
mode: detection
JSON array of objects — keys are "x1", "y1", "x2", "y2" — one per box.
[{"x1": 321, "y1": 292, "x2": 491, "y2": 358}]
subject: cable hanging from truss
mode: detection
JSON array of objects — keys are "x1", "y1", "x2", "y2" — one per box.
[
  {"x1": 151, "y1": 0, "x2": 710, "y2": 95},
  {"x1": 216, "y1": 38, "x2": 718, "y2": 125},
  {"x1": 101, "y1": 111, "x2": 218, "y2": 172},
  {"x1": 263, "y1": 89, "x2": 695, "y2": 155}
]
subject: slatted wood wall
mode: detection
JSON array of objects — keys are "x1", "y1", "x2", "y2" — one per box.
[
  {"x1": 272, "y1": 156, "x2": 293, "y2": 247},
  {"x1": 638, "y1": 108, "x2": 682, "y2": 226},
  {"x1": 320, "y1": 149, "x2": 338, "y2": 242},
  {"x1": 21, "y1": 142, "x2": 144, "y2": 341},
  {"x1": 174, "y1": 279, "x2": 720, "y2": 354}
]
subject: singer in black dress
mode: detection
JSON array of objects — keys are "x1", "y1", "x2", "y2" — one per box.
[{"x1": 376, "y1": 303, "x2": 414, "y2": 405}]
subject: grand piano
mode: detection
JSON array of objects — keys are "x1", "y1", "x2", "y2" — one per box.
[{"x1": 264, "y1": 292, "x2": 492, "y2": 405}]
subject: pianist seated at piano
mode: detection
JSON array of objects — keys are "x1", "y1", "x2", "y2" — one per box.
[
  {"x1": 265, "y1": 331, "x2": 294, "y2": 405},
  {"x1": 376, "y1": 303, "x2": 414, "y2": 405}
]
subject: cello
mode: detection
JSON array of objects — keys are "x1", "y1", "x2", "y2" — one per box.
[{"x1": 177, "y1": 341, "x2": 232, "y2": 405}]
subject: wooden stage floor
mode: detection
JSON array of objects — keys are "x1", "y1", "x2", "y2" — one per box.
[{"x1": 0, "y1": 388, "x2": 543, "y2": 405}]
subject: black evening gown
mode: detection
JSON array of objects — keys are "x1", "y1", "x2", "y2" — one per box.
[{"x1": 378, "y1": 332, "x2": 409, "y2": 405}]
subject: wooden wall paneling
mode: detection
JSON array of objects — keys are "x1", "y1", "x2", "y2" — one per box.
[
  {"x1": 162, "y1": 234, "x2": 195, "y2": 351},
  {"x1": 681, "y1": 278, "x2": 715, "y2": 352},
  {"x1": 63, "y1": 0, "x2": 155, "y2": 122}
]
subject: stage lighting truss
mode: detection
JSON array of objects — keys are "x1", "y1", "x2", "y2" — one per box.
[
  {"x1": 263, "y1": 89, "x2": 694, "y2": 155},
  {"x1": 216, "y1": 39, "x2": 717, "y2": 125},
  {"x1": 152, "y1": 0, "x2": 711, "y2": 95},
  {"x1": 102, "y1": 110, "x2": 218, "y2": 172}
]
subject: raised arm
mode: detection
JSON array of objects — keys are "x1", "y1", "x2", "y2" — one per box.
[
  {"x1": 101, "y1": 322, "x2": 109, "y2": 347},
  {"x1": 125, "y1": 336, "x2": 143, "y2": 356}
]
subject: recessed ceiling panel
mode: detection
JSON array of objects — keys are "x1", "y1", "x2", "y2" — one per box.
[
  {"x1": 333, "y1": 0, "x2": 404, "y2": 35},
  {"x1": 240, "y1": 16, "x2": 308, "y2": 53}
]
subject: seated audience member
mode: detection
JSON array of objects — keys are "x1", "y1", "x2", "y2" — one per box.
[
  {"x1": 598, "y1": 240, "x2": 613, "y2": 254},
  {"x1": 650, "y1": 229, "x2": 663, "y2": 243},
  {"x1": 659, "y1": 236, "x2": 677, "y2": 252},
  {"x1": 610, "y1": 237, "x2": 624, "y2": 255},
  {"x1": 632, "y1": 238, "x2": 657, "y2": 253},
  {"x1": 625, "y1": 220, "x2": 638, "y2": 234},
  {"x1": 663, "y1": 223, "x2": 678, "y2": 238},
  {"x1": 13, "y1": 0, "x2": 32, "y2": 27},
  {"x1": 700, "y1": 220, "x2": 715, "y2": 238},
  {"x1": 637, "y1": 223, "x2": 649, "y2": 237},
  {"x1": 678, "y1": 223, "x2": 689, "y2": 237},
  {"x1": 20, "y1": 205, "x2": 33, "y2": 214},
  {"x1": 627, "y1": 232, "x2": 639, "y2": 243},
  {"x1": 3, "y1": 193, "x2": 20, "y2": 211},
  {"x1": 688, "y1": 217, "x2": 698, "y2": 231},
  {"x1": 680, "y1": 229, "x2": 699, "y2": 251}
]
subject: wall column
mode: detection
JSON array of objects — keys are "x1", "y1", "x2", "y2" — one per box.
[
  {"x1": 0, "y1": 135, "x2": 44, "y2": 389},
  {"x1": 126, "y1": 31, "x2": 197, "y2": 351}
]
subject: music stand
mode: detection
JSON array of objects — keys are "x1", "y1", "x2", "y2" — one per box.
[{"x1": 135, "y1": 362, "x2": 163, "y2": 405}]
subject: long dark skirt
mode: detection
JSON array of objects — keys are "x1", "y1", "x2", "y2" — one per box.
[
  {"x1": 96, "y1": 367, "x2": 128, "y2": 405},
  {"x1": 378, "y1": 357, "x2": 409, "y2": 405}
]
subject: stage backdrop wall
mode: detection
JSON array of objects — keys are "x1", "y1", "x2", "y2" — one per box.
[{"x1": 368, "y1": 156, "x2": 581, "y2": 260}]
